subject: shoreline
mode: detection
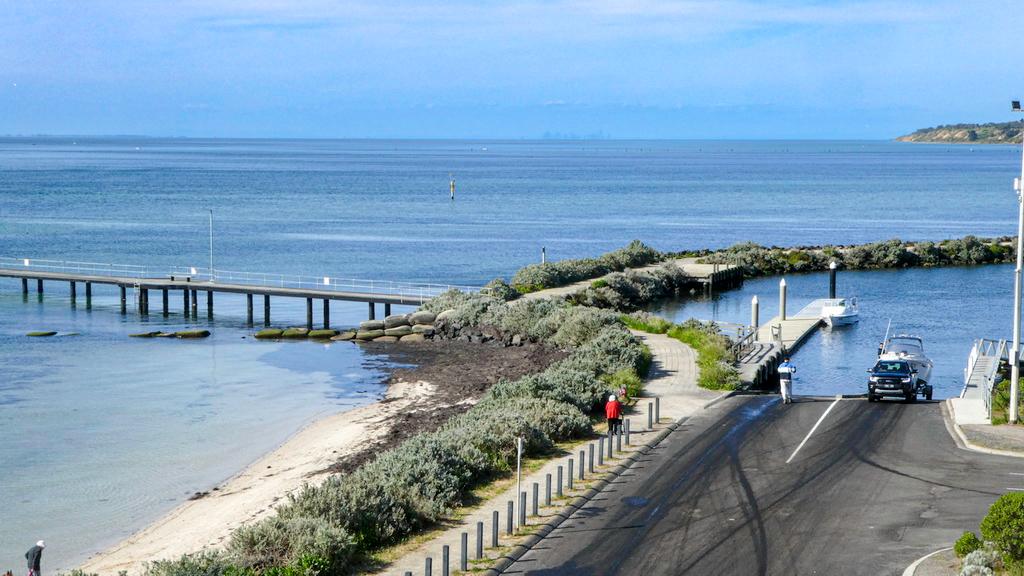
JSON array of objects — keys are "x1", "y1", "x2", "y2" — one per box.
[{"x1": 79, "y1": 379, "x2": 436, "y2": 576}]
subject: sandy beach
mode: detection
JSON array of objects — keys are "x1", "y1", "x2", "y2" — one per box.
[
  {"x1": 79, "y1": 379, "x2": 436, "y2": 575},
  {"x1": 79, "y1": 340, "x2": 563, "y2": 575}
]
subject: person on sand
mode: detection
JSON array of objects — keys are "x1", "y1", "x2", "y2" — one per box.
[
  {"x1": 605, "y1": 394, "x2": 623, "y2": 435},
  {"x1": 25, "y1": 540, "x2": 44, "y2": 576}
]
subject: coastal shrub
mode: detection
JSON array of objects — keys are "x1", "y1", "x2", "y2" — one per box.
[
  {"x1": 572, "y1": 264, "x2": 691, "y2": 311},
  {"x1": 228, "y1": 515, "x2": 355, "y2": 574},
  {"x1": 480, "y1": 397, "x2": 591, "y2": 441},
  {"x1": 540, "y1": 306, "x2": 621, "y2": 348},
  {"x1": 440, "y1": 407, "x2": 552, "y2": 471},
  {"x1": 621, "y1": 311, "x2": 672, "y2": 334},
  {"x1": 961, "y1": 547, "x2": 1001, "y2": 576},
  {"x1": 141, "y1": 551, "x2": 232, "y2": 576},
  {"x1": 480, "y1": 298, "x2": 560, "y2": 340},
  {"x1": 488, "y1": 366, "x2": 606, "y2": 412},
  {"x1": 510, "y1": 240, "x2": 660, "y2": 291},
  {"x1": 481, "y1": 278, "x2": 519, "y2": 301},
  {"x1": 981, "y1": 492, "x2": 1024, "y2": 562},
  {"x1": 956, "y1": 531, "x2": 984, "y2": 558},
  {"x1": 601, "y1": 368, "x2": 644, "y2": 401}
]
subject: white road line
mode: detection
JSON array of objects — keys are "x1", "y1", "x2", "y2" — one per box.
[
  {"x1": 1009, "y1": 472, "x2": 1024, "y2": 476},
  {"x1": 786, "y1": 395, "x2": 842, "y2": 465}
]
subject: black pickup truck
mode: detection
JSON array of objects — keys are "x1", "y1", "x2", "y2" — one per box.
[{"x1": 867, "y1": 359, "x2": 932, "y2": 402}]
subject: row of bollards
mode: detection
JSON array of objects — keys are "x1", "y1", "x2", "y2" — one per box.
[{"x1": 416, "y1": 402, "x2": 665, "y2": 575}]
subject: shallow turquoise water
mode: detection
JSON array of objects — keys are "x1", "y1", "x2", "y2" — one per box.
[{"x1": 0, "y1": 137, "x2": 1020, "y2": 570}]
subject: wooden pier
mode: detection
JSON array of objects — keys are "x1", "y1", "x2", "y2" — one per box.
[
  {"x1": 736, "y1": 299, "x2": 829, "y2": 388},
  {"x1": 0, "y1": 258, "x2": 478, "y2": 329}
]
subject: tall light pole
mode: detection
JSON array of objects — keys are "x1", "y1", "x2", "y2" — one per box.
[
  {"x1": 1010, "y1": 100, "x2": 1023, "y2": 424},
  {"x1": 208, "y1": 209, "x2": 215, "y2": 282}
]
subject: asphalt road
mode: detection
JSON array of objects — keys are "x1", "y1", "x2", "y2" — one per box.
[{"x1": 504, "y1": 395, "x2": 1024, "y2": 576}]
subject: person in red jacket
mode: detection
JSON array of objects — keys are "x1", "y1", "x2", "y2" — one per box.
[{"x1": 605, "y1": 394, "x2": 623, "y2": 435}]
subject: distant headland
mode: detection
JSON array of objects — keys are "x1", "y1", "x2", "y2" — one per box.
[{"x1": 896, "y1": 120, "x2": 1023, "y2": 144}]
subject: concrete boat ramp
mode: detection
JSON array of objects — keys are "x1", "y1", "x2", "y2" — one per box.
[{"x1": 737, "y1": 298, "x2": 831, "y2": 388}]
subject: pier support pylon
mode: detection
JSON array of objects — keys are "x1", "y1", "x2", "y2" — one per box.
[
  {"x1": 263, "y1": 295, "x2": 270, "y2": 326},
  {"x1": 246, "y1": 294, "x2": 254, "y2": 325},
  {"x1": 120, "y1": 285, "x2": 127, "y2": 314},
  {"x1": 306, "y1": 298, "x2": 313, "y2": 330},
  {"x1": 323, "y1": 299, "x2": 330, "y2": 329},
  {"x1": 37, "y1": 279, "x2": 43, "y2": 294},
  {"x1": 183, "y1": 288, "x2": 190, "y2": 314},
  {"x1": 21, "y1": 278, "x2": 27, "y2": 294},
  {"x1": 368, "y1": 302, "x2": 376, "y2": 320},
  {"x1": 162, "y1": 289, "x2": 169, "y2": 316},
  {"x1": 206, "y1": 290, "x2": 213, "y2": 318},
  {"x1": 384, "y1": 302, "x2": 392, "y2": 317}
]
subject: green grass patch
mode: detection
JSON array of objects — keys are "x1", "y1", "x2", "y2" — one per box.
[{"x1": 990, "y1": 379, "x2": 1024, "y2": 425}]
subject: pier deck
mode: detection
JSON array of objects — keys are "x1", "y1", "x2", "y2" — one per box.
[
  {"x1": 0, "y1": 257, "x2": 480, "y2": 327},
  {"x1": 738, "y1": 299, "x2": 828, "y2": 387}
]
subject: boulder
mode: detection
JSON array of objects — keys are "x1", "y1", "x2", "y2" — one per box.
[
  {"x1": 26, "y1": 331, "x2": 57, "y2": 337},
  {"x1": 409, "y1": 311, "x2": 437, "y2": 325},
  {"x1": 255, "y1": 329, "x2": 284, "y2": 339},
  {"x1": 384, "y1": 325, "x2": 413, "y2": 338},
  {"x1": 281, "y1": 328, "x2": 309, "y2": 339},
  {"x1": 400, "y1": 333, "x2": 426, "y2": 343},
  {"x1": 331, "y1": 330, "x2": 357, "y2": 341},
  {"x1": 359, "y1": 320, "x2": 385, "y2": 331},
  {"x1": 175, "y1": 330, "x2": 211, "y2": 339},
  {"x1": 435, "y1": 309, "x2": 456, "y2": 323},
  {"x1": 511, "y1": 334, "x2": 523, "y2": 346},
  {"x1": 308, "y1": 329, "x2": 338, "y2": 339},
  {"x1": 411, "y1": 324, "x2": 435, "y2": 336},
  {"x1": 374, "y1": 336, "x2": 399, "y2": 343},
  {"x1": 356, "y1": 329, "x2": 385, "y2": 340},
  {"x1": 384, "y1": 314, "x2": 410, "y2": 329},
  {"x1": 129, "y1": 331, "x2": 162, "y2": 338}
]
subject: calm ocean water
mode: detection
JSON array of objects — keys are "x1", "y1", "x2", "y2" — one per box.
[{"x1": 0, "y1": 137, "x2": 1020, "y2": 570}]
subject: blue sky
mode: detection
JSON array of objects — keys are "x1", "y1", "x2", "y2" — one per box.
[{"x1": 1, "y1": 1, "x2": 1022, "y2": 139}]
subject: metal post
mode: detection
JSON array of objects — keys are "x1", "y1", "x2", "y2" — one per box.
[
  {"x1": 385, "y1": 302, "x2": 392, "y2": 316},
  {"x1": 476, "y1": 521, "x2": 484, "y2": 559},
  {"x1": 425, "y1": 557, "x2": 432, "y2": 576},
  {"x1": 829, "y1": 261, "x2": 837, "y2": 299},
  {"x1": 779, "y1": 278, "x2": 787, "y2": 321},
  {"x1": 492, "y1": 510, "x2": 499, "y2": 547},
  {"x1": 323, "y1": 299, "x2": 330, "y2": 329},
  {"x1": 648, "y1": 402, "x2": 654, "y2": 429},
  {"x1": 120, "y1": 285, "x2": 127, "y2": 313},
  {"x1": 598, "y1": 438, "x2": 605, "y2": 466},
  {"x1": 263, "y1": 294, "x2": 270, "y2": 326},
  {"x1": 545, "y1": 473, "x2": 551, "y2": 506},
  {"x1": 625, "y1": 419, "x2": 631, "y2": 445},
  {"x1": 532, "y1": 482, "x2": 539, "y2": 516},
  {"x1": 506, "y1": 501, "x2": 513, "y2": 534},
  {"x1": 306, "y1": 298, "x2": 313, "y2": 330},
  {"x1": 1012, "y1": 115, "x2": 1024, "y2": 424},
  {"x1": 206, "y1": 290, "x2": 213, "y2": 317},
  {"x1": 542, "y1": 247, "x2": 546, "y2": 263},
  {"x1": 246, "y1": 293, "x2": 253, "y2": 325},
  {"x1": 162, "y1": 289, "x2": 169, "y2": 316},
  {"x1": 608, "y1": 430, "x2": 614, "y2": 458},
  {"x1": 579, "y1": 450, "x2": 585, "y2": 480},
  {"x1": 557, "y1": 465, "x2": 563, "y2": 496},
  {"x1": 752, "y1": 295, "x2": 760, "y2": 342},
  {"x1": 616, "y1": 426, "x2": 622, "y2": 452},
  {"x1": 460, "y1": 532, "x2": 468, "y2": 571},
  {"x1": 442, "y1": 545, "x2": 449, "y2": 576},
  {"x1": 655, "y1": 397, "x2": 661, "y2": 423},
  {"x1": 588, "y1": 444, "x2": 594, "y2": 473},
  {"x1": 21, "y1": 278, "x2": 27, "y2": 293},
  {"x1": 519, "y1": 491, "x2": 526, "y2": 527},
  {"x1": 37, "y1": 279, "x2": 43, "y2": 293},
  {"x1": 568, "y1": 459, "x2": 574, "y2": 490},
  {"x1": 368, "y1": 302, "x2": 376, "y2": 320}
]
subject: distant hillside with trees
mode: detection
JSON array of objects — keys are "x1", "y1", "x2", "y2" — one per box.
[{"x1": 896, "y1": 120, "x2": 1023, "y2": 144}]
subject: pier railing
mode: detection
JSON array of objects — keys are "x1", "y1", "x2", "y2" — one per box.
[
  {"x1": 964, "y1": 338, "x2": 1008, "y2": 418},
  {"x1": 0, "y1": 257, "x2": 481, "y2": 301}
]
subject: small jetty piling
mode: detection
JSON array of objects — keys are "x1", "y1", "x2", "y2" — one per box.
[{"x1": 1, "y1": 258, "x2": 479, "y2": 322}]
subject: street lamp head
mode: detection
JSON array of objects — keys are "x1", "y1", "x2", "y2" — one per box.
[{"x1": 1013, "y1": 100, "x2": 1022, "y2": 112}]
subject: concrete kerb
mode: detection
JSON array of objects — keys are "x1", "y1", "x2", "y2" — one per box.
[
  {"x1": 484, "y1": 416, "x2": 689, "y2": 575},
  {"x1": 702, "y1": 390, "x2": 736, "y2": 409},
  {"x1": 943, "y1": 399, "x2": 1024, "y2": 459},
  {"x1": 901, "y1": 546, "x2": 953, "y2": 576}
]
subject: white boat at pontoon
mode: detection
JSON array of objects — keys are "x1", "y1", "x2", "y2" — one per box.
[
  {"x1": 879, "y1": 334, "x2": 934, "y2": 385},
  {"x1": 819, "y1": 297, "x2": 859, "y2": 327}
]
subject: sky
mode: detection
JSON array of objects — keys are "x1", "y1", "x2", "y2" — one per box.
[{"x1": 1, "y1": 0, "x2": 1022, "y2": 139}]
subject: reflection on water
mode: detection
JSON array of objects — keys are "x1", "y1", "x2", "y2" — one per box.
[{"x1": 649, "y1": 265, "x2": 1014, "y2": 399}]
